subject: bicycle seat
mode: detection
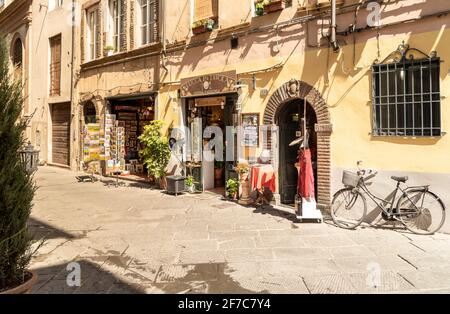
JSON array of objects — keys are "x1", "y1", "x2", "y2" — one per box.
[{"x1": 391, "y1": 176, "x2": 408, "y2": 183}]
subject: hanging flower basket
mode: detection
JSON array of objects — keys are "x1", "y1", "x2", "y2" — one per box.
[{"x1": 264, "y1": 0, "x2": 285, "y2": 14}]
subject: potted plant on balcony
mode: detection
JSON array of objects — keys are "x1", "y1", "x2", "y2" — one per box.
[
  {"x1": 226, "y1": 178, "x2": 239, "y2": 200},
  {"x1": 104, "y1": 45, "x2": 115, "y2": 57},
  {"x1": 263, "y1": 0, "x2": 285, "y2": 14},
  {"x1": 0, "y1": 37, "x2": 37, "y2": 294},
  {"x1": 255, "y1": 1, "x2": 265, "y2": 16},
  {"x1": 192, "y1": 18, "x2": 216, "y2": 35},
  {"x1": 138, "y1": 120, "x2": 171, "y2": 190}
]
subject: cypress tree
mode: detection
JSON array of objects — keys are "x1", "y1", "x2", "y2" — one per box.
[{"x1": 0, "y1": 36, "x2": 35, "y2": 291}]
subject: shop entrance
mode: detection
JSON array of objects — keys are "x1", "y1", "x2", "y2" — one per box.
[
  {"x1": 278, "y1": 99, "x2": 317, "y2": 206},
  {"x1": 185, "y1": 95, "x2": 237, "y2": 192},
  {"x1": 105, "y1": 96, "x2": 155, "y2": 179}
]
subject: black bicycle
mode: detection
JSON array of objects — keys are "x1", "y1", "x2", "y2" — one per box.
[{"x1": 331, "y1": 161, "x2": 446, "y2": 235}]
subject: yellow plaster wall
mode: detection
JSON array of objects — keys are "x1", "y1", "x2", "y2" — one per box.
[{"x1": 159, "y1": 25, "x2": 450, "y2": 175}]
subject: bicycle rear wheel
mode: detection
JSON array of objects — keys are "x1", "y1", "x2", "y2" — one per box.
[
  {"x1": 331, "y1": 188, "x2": 367, "y2": 229},
  {"x1": 396, "y1": 189, "x2": 446, "y2": 235}
]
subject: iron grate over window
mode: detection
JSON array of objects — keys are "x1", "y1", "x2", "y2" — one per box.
[{"x1": 372, "y1": 58, "x2": 441, "y2": 137}]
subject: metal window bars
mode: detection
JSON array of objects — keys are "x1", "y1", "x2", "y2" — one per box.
[{"x1": 372, "y1": 45, "x2": 441, "y2": 137}]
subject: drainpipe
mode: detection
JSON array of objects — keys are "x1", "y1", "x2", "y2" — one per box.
[
  {"x1": 70, "y1": 0, "x2": 77, "y2": 170},
  {"x1": 331, "y1": 0, "x2": 340, "y2": 52}
]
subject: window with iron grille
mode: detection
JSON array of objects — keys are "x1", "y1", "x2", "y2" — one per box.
[
  {"x1": 49, "y1": 35, "x2": 61, "y2": 96},
  {"x1": 372, "y1": 58, "x2": 441, "y2": 137}
]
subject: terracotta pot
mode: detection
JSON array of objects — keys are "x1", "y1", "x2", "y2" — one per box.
[
  {"x1": 0, "y1": 271, "x2": 37, "y2": 294},
  {"x1": 264, "y1": 1, "x2": 285, "y2": 13},
  {"x1": 214, "y1": 168, "x2": 224, "y2": 180},
  {"x1": 192, "y1": 25, "x2": 208, "y2": 35}
]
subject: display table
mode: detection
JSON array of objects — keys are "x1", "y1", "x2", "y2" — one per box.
[{"x1": 250, "y1": 164, "x2": 276, "y2": 205}]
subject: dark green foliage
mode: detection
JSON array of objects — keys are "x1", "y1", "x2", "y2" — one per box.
[{"x1": 0, "y1": 36, "x2": 35, "y2": 291}]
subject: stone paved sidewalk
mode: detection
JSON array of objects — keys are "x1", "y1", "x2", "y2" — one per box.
[{"x1": 29, "y1": 166, "x2": 450, "y2": 294}]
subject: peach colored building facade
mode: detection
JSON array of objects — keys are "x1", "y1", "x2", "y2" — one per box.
[{"x1": 1, "y1": 0, "x2": 75, "y2": 167}]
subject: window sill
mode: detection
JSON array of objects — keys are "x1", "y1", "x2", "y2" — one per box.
[
  {"x1": 370, "y1": 132, "x2": 446, "y2": 138},
  {"x1": 81, "y1": 42, "x2": 162, "y2": 70}
]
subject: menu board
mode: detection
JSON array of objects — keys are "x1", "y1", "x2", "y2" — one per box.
[{"x1": 242, "y1": 113, "x2": 259, "y2": 147}]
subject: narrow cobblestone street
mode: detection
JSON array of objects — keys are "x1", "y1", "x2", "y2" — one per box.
[{"x1": 29, "y1": 166, "x2": 450, "y2": 294}]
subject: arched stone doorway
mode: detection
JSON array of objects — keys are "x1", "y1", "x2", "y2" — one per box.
[{"x1": 263, "y1": 79, "x2": 333, "y2": 209}]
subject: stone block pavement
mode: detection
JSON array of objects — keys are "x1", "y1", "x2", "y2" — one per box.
[{"x1": 28, "y1": 166, "x2": 450, "y2": 294}]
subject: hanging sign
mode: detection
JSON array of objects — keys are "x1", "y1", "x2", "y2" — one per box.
[{"x1": 180, "y1": 71, "x2": 237, "y2": 97}]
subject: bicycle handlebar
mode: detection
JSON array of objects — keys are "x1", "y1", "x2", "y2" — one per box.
[{"x1": 357, "y1": 169, "x2": 378, "y2": 179}]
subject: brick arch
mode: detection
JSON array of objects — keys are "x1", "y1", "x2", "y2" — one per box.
[{"x1": 263, "y1": 80, "x2": 333, "y2": 209}]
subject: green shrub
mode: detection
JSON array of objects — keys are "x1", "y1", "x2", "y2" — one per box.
[
  {"x1": 0, "y1": 36, "x2": 35, "y2": 291},
  {"x1": 138, "y1": 120, "x2": 171, "y2": 180}
]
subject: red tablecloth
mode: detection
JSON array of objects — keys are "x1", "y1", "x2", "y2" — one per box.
[{"x1": 250, "y1": 165, "x2": 276, "y2": 193}]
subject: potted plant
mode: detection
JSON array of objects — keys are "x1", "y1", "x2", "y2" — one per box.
[
  {"x1": 234, "y1": 162, "x2": 250, "y2": 181},
  {"x1": 192, "y1": 18, "x2": 216, "y2": 35},
  {"x1": 138, "y1": 120, "x2": 172, "y2": 190},
  {"x1": 185, "y1": 175, "x2": 196, "y2": 193},
  {"x1": 206, "y1": 18, "x2": 215, "y2": 31},
  {"x1": 255, "y1": 1, "x2": 265, "y2": 16},
  {"x1": 226, "y1": 178, "x2": 239, "y2": 200},
  {"x1": 192, "y1": 20, "x2": 207, "y2": 35},
  {"x1": 0, "y1": 37, "x2": 37, "y2": 294},
  {"x1": 263, "y1": 0, "x2": 285, "y2": 14},
  {"x1": 104, "y1": 45, "x2": 115, "y2": 57},
  {"x1": 234, "y1": 163, "x2": 252, "y2": 205}
]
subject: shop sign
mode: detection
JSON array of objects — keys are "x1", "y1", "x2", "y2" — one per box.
[
  {"x1": 195, "y1": 96, "x2": 226, "y2": 107},
  {"x1": 180, "y1": 71, "x2": 237, "y2": 97}
]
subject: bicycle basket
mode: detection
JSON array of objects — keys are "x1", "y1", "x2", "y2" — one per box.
[{"x1": 342, "y1": 170, "x2": 360, "y2": 187}]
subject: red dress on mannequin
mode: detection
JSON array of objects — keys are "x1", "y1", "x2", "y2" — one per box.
[{"x1": 298, "y1": 148, "x2": 315, "y2": 200}]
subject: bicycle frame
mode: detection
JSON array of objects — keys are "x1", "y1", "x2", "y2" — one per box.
[{"x1": 355, "y1": 178, "x2": 428, "y2": 219}]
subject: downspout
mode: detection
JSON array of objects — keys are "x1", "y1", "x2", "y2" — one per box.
[
  {"x1": 160, "y1": 0, "x2": 168, "y2": 74},
  {"x1": 331, "y1": 0, "x2": 340, "y2": 52},
  {"x1": 70, "y1": 0, "x2": 77, "y2": 170}
]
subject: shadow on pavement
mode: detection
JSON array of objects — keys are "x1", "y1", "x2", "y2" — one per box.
[
  {"x1": 28, "y1": 217, "x2": 77, "y2": 240},
  {"x1": 31, "y1": 260, "x2": 145, "y2": 294}
]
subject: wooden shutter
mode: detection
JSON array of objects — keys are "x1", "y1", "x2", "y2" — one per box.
[
  {"x1": 49, "y1": 35, "x2": 61, "y2": 96},
  {"x1": 95, "y1": 8, "x2": 102, "y2": 58},
  {"x1": 151, "y1": 0, "x2": 159, "y2": 43},
  {"x1": 194, "y1": 0, "x2": 218, "y2": 21},
  {"x1": 119, "y1": 0, "x2": 127, "y2": 51},
  {"x1": 80, "y1": 12, "x2": 85, "y2": 63}
]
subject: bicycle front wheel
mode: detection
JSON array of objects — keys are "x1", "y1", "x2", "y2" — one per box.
[
  {"x1": 331, "y1": 188, "x2": 367, "y2": 229},
  {"x1": 396, "y1": 189, "x2": 446, "y2": 235}
]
